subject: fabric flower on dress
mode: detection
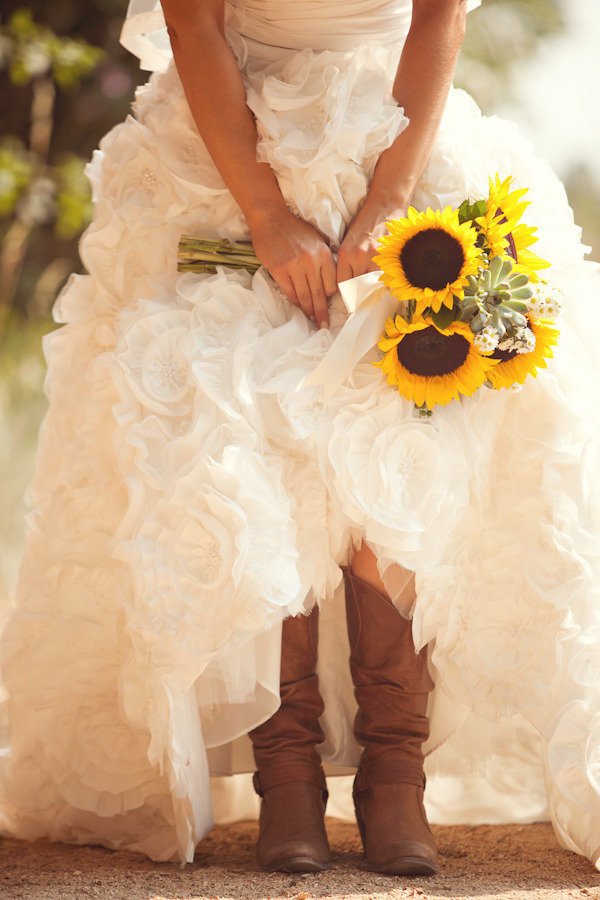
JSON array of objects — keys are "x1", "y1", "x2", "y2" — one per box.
[
  {"x1": 520, "y1": 513, "x2": 595, "y2": 612},
  {"x1": 110, "y1": 301, "x2": 196, "y2": 418},
  {"x1": 122, "y1": 448, "x2": 304, "y2": 692},
  {"x1": 567, "y1": 628, "x2": 600, "y2": 689},
  {"x1": 435, "y1": 552, "x2": 569, "y2": 723},
  {"x1": 543, "y1": 698, "x2": 600, "y2": 871},
  {"x1": 90, "y1": 118, "x2": 188, "y2": 218},
  {"x1": 0, "y1": 564, "x2": 163, "y2": 818},
  {"x1": 546, "y1": 699, "x2": 600, "y2": 816},
  {"x1": 79, "y1": 200, "x2": 183, "y2": 298},
  {"x1": 327, "y1": 390, "x2": 470, "y2": 568}
]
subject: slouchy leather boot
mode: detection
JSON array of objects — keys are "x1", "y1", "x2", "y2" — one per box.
[
  {"x1": 248, "y1": 605, "x2": 331, "y2": 872},
  {"x1": 342, "y1": 567, "x2": 438, "y2": 876}
]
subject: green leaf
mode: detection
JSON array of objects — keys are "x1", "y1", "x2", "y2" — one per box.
[
  {"x1": 507, "y1": 273, "x2": 529, "y2": 289},
  {"x1": 502, "y1": 299, "x2": 529, "y2": 313},
  {"x1": 458, "y1": 198, "x2": 487, "y2": 224},
  {"x1": 431, "y1": 304, "x2": 457, "y2": 330},
  {"x1": 458, "y1": 200, "x2": 472, "y2": 224},
  {"x1": 511, "y1": 286, "x2": 533, "y2": 300}
]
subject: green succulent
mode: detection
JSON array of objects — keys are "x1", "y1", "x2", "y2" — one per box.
[{"x1": 459, "y1": 254, "x2": 532, "y2": 338}]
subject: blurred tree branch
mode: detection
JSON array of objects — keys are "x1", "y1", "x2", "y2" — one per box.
[
  {"x1": 456, "y1": 0, "x2": 564, "y2": 110},
  {"x1": 0, "y1": 10, "x2": 103, "y2": 328}
]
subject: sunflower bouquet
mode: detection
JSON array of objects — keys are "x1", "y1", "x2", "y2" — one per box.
[
  {"x1": 177, "y1": 175, "x2": 561, "y2": 415},
  {"x1": 372, "y1": 175, "x2": 561, "y2": 414}
]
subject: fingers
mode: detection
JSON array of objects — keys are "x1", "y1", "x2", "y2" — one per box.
[
  {"x1": 277, "y1": 273, "x2": 299, "y2": 307},
  {"x1": 272, "y1": 262, "x2": 330, "y2": 327},
  {"x1": 293, "y1": 272, "x2": 315, "y2": 321},
  {"x1": 261, "y1": 218, "x2": 338, "y2": 327},
  {"x1": 307, "y1": 268, "x2": 329, "y2": 329},
  {"x1": 337, "y1": 242, "x2": 381, "y2": 281},
  {"x1": 321, "y1": 253, "x2": 338, "y2": 298},
  {"x1": 284, "y1": 250, "x2": 337, "y2": 329}
]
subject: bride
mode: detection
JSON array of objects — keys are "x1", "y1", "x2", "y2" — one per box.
[{"x1": 1, "y1": 0, "x2": 600, "y2": 878}]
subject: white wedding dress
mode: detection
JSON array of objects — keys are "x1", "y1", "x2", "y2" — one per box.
[{"x1": 2, "y1": 0, "x2": 600, "y2": 870}]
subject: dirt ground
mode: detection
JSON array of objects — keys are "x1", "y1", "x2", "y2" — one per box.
[{"x1": 2, "y1": 818, "x2": 600, "y2": 900}]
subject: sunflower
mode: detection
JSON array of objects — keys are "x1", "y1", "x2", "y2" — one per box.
[
  {"x1": 373, "y1": 207, "x2": 481, "y2": 316},
  {"x1": 476, "y1": 174, "x2": 550, "y2": 280},
  {"x1": 374, "y1": 314, "x2": 499, "y2": 410},
  {"x1": 485, "y1": 317, "x2": 560, "y2": 390},
  {"x1": 508, "y1": 222, "x2": 551, "y2": 279}
]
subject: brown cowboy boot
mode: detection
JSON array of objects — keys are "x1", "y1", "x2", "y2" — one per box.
[
  {"x1": 342, "y1": 566, "x2": 438, "y2": 876},
  {"x1": 247, "y1": 605, "x2": 331, "y2": 872}
]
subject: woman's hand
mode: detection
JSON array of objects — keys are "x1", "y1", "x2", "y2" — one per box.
[
  {"x1": 336, "y1": 196, "x2": 406, "y2": 283},
  {"x1": 248, "y1": 206, "x2": 338, "y2": 329},
  {"x1": 163, "y1": 2, "x2": 339, "y2": 330}
]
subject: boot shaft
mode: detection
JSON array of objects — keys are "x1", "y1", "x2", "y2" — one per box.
[
  {"x1": 248, "y1": 605, "x2": 326, "y2": 775},
  {"x1": 343, "y1": 567, "x2": 434, "y2": 766}
]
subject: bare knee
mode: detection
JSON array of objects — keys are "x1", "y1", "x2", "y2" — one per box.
[
  {"x1": 349, "y1": 541, "x2": 387, "y2": 593},
  {"x1": 349, "y1": 542, "x2": 417, "y2": 613}
]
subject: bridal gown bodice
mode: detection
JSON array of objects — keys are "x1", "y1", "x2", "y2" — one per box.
[
  {"x1": 227, "y1": 0, "x2": 414, "y2": 52},
  {"x1": 120, "y1": 0, "x2": 480, "y2": 71}
]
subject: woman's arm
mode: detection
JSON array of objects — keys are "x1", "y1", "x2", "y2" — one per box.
[
  {"x1": 336, "y1": 0, "x2": 468, "y2": 281},
  {"x1": 162, "y1": 0, "x2": 337, "y2": 327}
]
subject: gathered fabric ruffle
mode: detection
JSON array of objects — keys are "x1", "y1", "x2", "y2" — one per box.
[{"x1": 1, "y1": 35, "x2": 600, "y2": 871}]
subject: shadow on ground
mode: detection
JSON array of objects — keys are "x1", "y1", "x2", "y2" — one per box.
[{"x1": 1, "y1": 819, "x2": 599, "y2": 899}]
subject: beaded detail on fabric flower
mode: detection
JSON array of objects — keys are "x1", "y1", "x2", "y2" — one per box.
[
  {"x1": 138, "y1": 167, "x2": 158, "y2": 192},
  {"x1": 203, "y1": 540, "x2": 222, "y2": 567},
  {"x1": 149, "y1": 355, "x2": 187, "y2": 392},
  {"x1": 396, "y1": 457, "x2": 416, "y2": 488}
]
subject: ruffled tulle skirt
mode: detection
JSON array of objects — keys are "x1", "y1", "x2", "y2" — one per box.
[{"x1": 1, "y1": 36, "x2": 600, "y2": 868}]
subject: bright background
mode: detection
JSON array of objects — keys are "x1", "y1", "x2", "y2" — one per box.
[{"x1": 1, "y1": 0, "x2": 599, "y2": 606}]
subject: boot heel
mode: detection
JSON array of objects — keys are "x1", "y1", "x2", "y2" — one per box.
[{"x1": 353, "y1": 793, "x2": 367, "y2": 852}]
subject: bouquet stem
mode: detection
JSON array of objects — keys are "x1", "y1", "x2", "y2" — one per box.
[{"x1": 177, "y1": 235, "x2": 261, "y2": 274}]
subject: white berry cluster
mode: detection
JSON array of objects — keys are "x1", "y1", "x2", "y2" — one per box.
[
  {"x1": 527, "y1": 281, "x2": 563, "y2": 319},
  {"x1": 497, "y1": 325, "x2": 536, "y2": 355},
  {"x1": 473, "y1": 324, "x2": 500, "y2": 354}
]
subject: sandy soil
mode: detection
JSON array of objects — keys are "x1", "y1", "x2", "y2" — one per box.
[{"x1": 2, "y1": 819, "x2": 600, "y2": 900}]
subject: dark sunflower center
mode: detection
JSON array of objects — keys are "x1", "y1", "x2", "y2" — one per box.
[
  {"x1": 400, "y1": 228, "x2": 465, "y2": 291},
  {"x1": 397, "y1": 326, "x2": 470, "y2": 376},
  {"x1": 494, "y1": 206, "x2": 518, "y2": 262},
  {"x1": 490, "y1": 345, "x2": 517, "y2": 363}
]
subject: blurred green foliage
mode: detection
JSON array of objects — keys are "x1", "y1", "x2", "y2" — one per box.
[
  {"x1": 0, "y1": 138, "x2": 92, "y2": 240},
  {"x1": 0, "y1": 314, "x2": 51, "y2": 603},
  {"x1": 0, "y1": 1, "x2": 145, "y2": 321},
  {"x1": 54, "y1": 153, "x2": 94, "y2": 238},
  {"x1": 457, "y1": 0, "x2": 600, "y2": 263},
  {"x1": 0, "y1": 139, "x2": 33, "y2": 217},
  {"x1": 0, "y1": 9, "x2": 105, "y2": 323},
  {"x1": 1, "y1": 8, "x2": 104, "y2": 87},
  {"x1": 457, "y1": 0, "x2": 564, "y2": 111}
]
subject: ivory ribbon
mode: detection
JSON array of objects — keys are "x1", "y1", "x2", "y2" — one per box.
[{"x1": 301, "y1": 270, "x2": 400, "y2": 399}]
